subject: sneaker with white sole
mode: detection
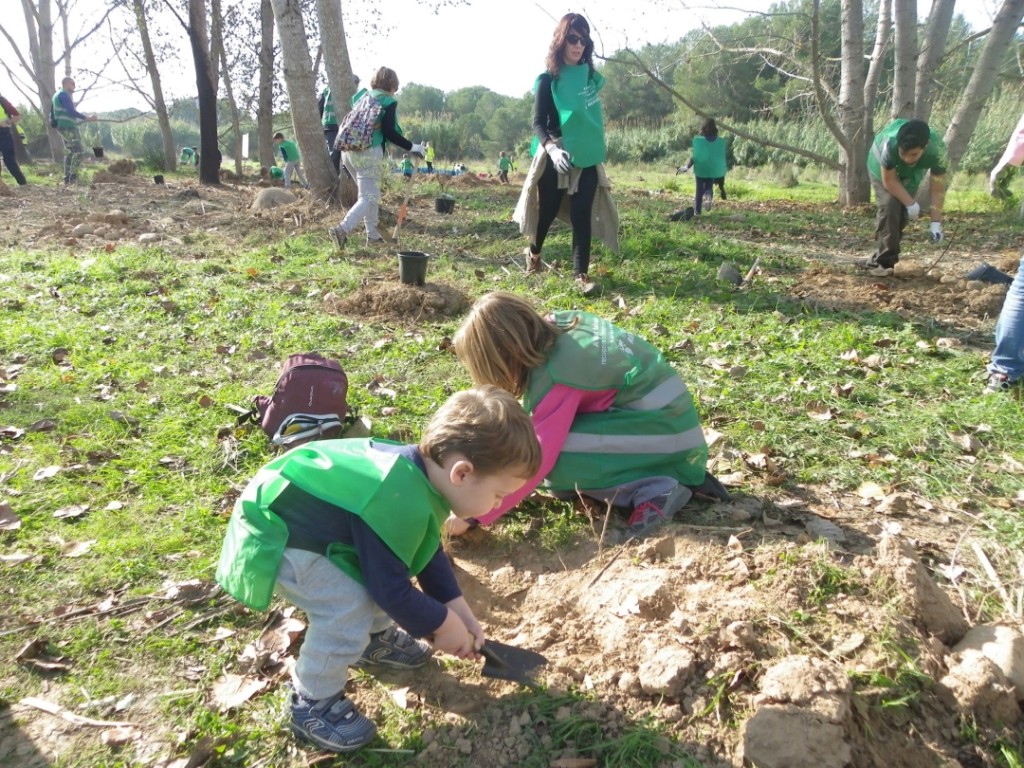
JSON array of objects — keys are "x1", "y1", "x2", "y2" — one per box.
[
  {"x1": 356, "y1": 625, "x2": 432, "y2": 669},
  {"x1": 626, "y1": 484, "x2": 693, "y2": 537},
  {"x1": 983, "y1": 372, "x2": 1013, "y2": 394},
  {"x1": 289, "y1": 688, "x2": 376, "y2": 753}
]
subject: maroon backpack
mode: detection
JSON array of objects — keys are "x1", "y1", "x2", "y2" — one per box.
[{"x1": 251, "y1": 353, "x2": 348, "y2": 447}]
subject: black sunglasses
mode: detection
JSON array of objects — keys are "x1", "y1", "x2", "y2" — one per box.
[{"x1": 566, "y1": 34, "x2": 590, "y2": 47}]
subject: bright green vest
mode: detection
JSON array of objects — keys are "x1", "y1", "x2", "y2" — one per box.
[
  {"x1": 278, "y1": 139, "x2": 300, "y2": 162},
  {"x1": 321, "y1": 87, "x2": 337, "y2": 127},
  {"x1": 523, "y1": 312, "x2": 707, "y2": 492},
  {"x1": 548, "y1": 65, "x2": 606, "y2": 168},
  {"x1": 867, "y1": 119, "x2": 947, "y2": 195},
  {"x1": 692, "y1": 136, "x2": 727, "y2": 178},
  {"x1": 51, "y1": 90, "x2": 78, "y2": 130},
  {"x1": 215, "y1": 439, "x2": 449, "y2": 610}
]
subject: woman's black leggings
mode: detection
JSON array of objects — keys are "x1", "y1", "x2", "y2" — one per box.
[
  {"x1": 532, "y1": 162, "x2": 599, "y2": 277},
  {"x1": 695, "y1": 176, "x2": 715, "y2": 215}
]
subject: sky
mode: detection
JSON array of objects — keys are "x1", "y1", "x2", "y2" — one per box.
[{"x1": 0, "y1": 0, "x2": 1007, "y2": 112}]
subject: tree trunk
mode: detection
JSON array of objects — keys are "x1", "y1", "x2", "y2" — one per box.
[
  {"x1": 269, "y1": 0, "x2": 338, "y2": 202},
  {"x1": 211, "y1": 0, "x2": 244, "y2": 176},
  {"x1": 188, "y1": 0, "x2": 221, "y2": 185},
  {"x1": 839, "y1": 0, "x2": 869, "y2": 206},
  {"x1": 133, "y1": 0, "x2": 177, "y2": 172},
  {"x1": 316, "y1": 0, "x2": 358, "y2": 110},
  {"x1": 863, "y1": 0, "x2": 892, "y2": 141},
  {"x1": 891, "y1": 0, "x2": 917, "y2": 118},
  {"x1": 257, "y1": 0, "x2": 275, "y2": 169},
  {"x1": 20, "y1": 0, "x2": 63, "y2": 161},
  {"x1": 914, "y1": 0, "x2": 956, "y2": 122},
  {"x1": 943, "y1": 0, "x2": 1024, "y2": 172}
]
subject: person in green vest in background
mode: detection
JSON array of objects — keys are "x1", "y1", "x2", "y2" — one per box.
[
  {"x1": 497, "y1": 150, "x2": 512, "y2": 184},
  {"x1": 423, "y1": 140, "x2": 435, "y2": 173},
  {"x1": 273, "y1": 131, "x2": 309, "y2": 189},
  {"x1": 0, "y1": 93, "x2": 28, "y2": 186},
  {"x1": 179, "y1": 145, "x2": 199, "y2": 169},
  {"x1": 862, "y1": 118, "x2": 947, "y2": 277},
  {"x1": 51, "y1": 77, "x2": 97, "y2": 185},
  {"x1": 319, "y1": 74, "x2": 358, "y2": 175},
  {"x1": 449, "y1": 292, "x2": 731, "y2": 539},
  {"x1": 215, "y1": 386, "x2": 540, "y2": 753},
  {"x1": 679, "y1": 117, "x2": 728, "y2": 217}
]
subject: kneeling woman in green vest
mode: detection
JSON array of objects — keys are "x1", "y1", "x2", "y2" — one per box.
[{"x1": 451, "y1": 292, "x2": 730, "y2": 538}]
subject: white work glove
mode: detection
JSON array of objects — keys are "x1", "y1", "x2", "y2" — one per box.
[
  {"x1": 545, "y1": 143, "x2": 572, "y2": 174},
  {"x1": 409, "y1": 142, "x2": 426, "y2": 157},
  {"x1": 929, "y1": 221, "x2": 943, "y2": 242},
  {"x1": 905, "y1": 201, "x2": 921, "y2": 220}
]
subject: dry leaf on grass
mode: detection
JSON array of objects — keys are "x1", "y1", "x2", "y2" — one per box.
[
  {"x1": 211, "y1": 673, "x2": 267, "y2": 711},
  {"x1": 0, "y1": 502, "x2": 21, "y2": 531}
]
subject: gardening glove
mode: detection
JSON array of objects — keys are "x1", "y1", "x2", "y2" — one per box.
[
  {"x1": 930, "y1": 221, "x2": 943, "y2": 242},
  {"x1": 409, "y1": 142, "x2": 426, "y2": 157},
  {"x1": 545, "y1": 143, "x2": 572, "y2": 174},
  {"x1": 905, "y1": 201, "x2": 921, "y2": 220}
]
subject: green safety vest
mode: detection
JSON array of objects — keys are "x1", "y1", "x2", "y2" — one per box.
[
  {"x1": 499, "y1": 156, "x2": 512, "y2": 171},
  {"x1": 547, "y1": 65, "x2": 606, "y2": 168},
  {"x1": 278, "y1": 139, "x2": 300, "y2": 162},
  {"x1": 51, "y1": 90, "x2": 78, "y2": 130},
  {"x1": 180, "y1": 147, "x2": 196, "y2": 165},
  {"x1": 867, "y1": 119, "x2": 948, "y2": 195},
  {"x1": 691, "y1": 136, "x2": 727, "y2": 178},
  {"x1": 321, "y1": 87, "x2": 337, "y2": 127},
  {"x1": 351, "y1": 88, "x2": 400, "y2": 149},
  {"x1": 523, "y1": 312, "x2": 707, "y2": 492},
  {"x1": 215, "y1": 439, "x2": 449, "y2": 611}
]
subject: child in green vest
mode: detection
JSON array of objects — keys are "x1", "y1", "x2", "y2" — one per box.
[
  {"x1": 450, "y1": 292, "x2": 730, "y2": 539},
  {"x1": 400, "y1": 153, "x2": 414, "y2": 179},
  {"x1": 273, "y1": 131, "x2": 309, "y2": 189},
  {"x1": 497, "y1": 151, "x2": 512, "y2": 184},
  {"x1": 216, "y1": 385, "x2": 540, "y2": 753},
  {"x1": 679, "y1": 118, "x2": 728, "y2": 216}
]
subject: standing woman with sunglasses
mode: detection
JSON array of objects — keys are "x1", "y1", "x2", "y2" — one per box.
[{"x1": 513, "y1": 13, "x2": 619, "y2": 297}]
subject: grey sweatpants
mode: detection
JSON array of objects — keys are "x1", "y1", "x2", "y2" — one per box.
[{"x1": 275, "y1": 548, "x2": 392, "y2": 700}]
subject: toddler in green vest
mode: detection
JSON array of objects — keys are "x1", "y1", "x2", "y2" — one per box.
[
  {"x1": 451, "y1": 292, "x2": 730, "y2": 539},
  {"x1": 273, "y1": 131, "x2": 309, "y2": 189},
  {"x1": 679, "y1": 118, "x2": 728, "y2": 216},
  {"x1": 216, "y1": 385, "x2": 540, "y2": 753}
]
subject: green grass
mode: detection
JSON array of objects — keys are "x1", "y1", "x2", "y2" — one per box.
[{"x1": 2, "y1": 162, "x2": 1022, "y2": 767}]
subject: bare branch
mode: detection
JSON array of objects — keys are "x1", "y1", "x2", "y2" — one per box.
[{"x1": 809, "y1": 0, "x2": 848, "y2": 152}]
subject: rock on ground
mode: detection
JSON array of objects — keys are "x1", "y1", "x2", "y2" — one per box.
[
  {"x1": 939, "y1": 648, "x2": 1019, "y2": 726},
  {"x1": 953, "y1": 623, "x2": 1024, "y2": 699},
  {"x1": 250, "y1": 188, "x2": 298, "y2": 210}
]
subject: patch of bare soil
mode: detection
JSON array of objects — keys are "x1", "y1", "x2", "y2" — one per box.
[{"x1": 2, "y1": 181, "x2": 1021, "y2": 768}]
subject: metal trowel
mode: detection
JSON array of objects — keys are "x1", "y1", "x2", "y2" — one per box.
[{"x1": 479, "y1": 640, "x2": 548, "y2": 686}]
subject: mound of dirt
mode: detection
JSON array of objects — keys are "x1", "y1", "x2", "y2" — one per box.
[
  {"x1": 328, "y1": 281, "x2": 468, "y2": 321},
  {"x1": 250, "y1": 188, "x2": 298, "y2": 210},
  {"x1": 108, "y1": 158, "x2": 136, "y2": 175}
]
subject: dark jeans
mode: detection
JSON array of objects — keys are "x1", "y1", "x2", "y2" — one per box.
[
  {"x1": 714, "y1": 177, "x2": 726, "y2": 199},
  {"x1": 871, "y1": 177, "x2": 908, "y2": 268},
  {"x1": 695, "y1": 177, "x2": 715, "y2": 214},
  {"x1": 533, "y1": 162, "x2": 599, "y2": 277},
  {"x1": 323, "y1": 127, "x2": 341, "y2": 174},
  {"x1": 0, "y1": 129, "x2": 26, "y2": 186}
]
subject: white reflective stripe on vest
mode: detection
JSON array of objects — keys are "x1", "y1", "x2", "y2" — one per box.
[
  {"x1": 624, "y1": 375, "x2": 688, "y2": 412},
  {"x1": 562, "y1": 424, "x2": 705, "y2": 454}
]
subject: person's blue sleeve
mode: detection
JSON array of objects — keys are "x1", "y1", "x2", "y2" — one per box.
[
  {"x1": 415, "y1": 547, "x2": 462, "y2": 605},
  {"x1": 350, "y1": 515, "x2": 449, "y2": 638},
  {"x1": 58, "y1": 91, "x2": 87, "y2": 121}
]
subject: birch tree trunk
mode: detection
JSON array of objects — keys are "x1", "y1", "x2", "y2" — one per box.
[
  {"x1": 257, "y1": 0, "x2": 275, "y2": 168},
  {"x1": 863, "y1": 0, "x2": 892, "y2": 141},
  {"x1": 19, "y1": 0, "x2": 63, "y2": 160},
  {"x1": 839, "y1": 0, "x2": 869, "y2": 206},
  {"x1": 913, "y1": 0, "x2": 956, "y2": 122},
  {"x1": 211, "y1": 0, "x2": 244, "y2": 176},
  {"x1": 269, "y1": 0, "x2": 337, "y2": 202},
  {"x1": 316, "y1": 0, "x2": 358, "y2": 111},
  {"x1": 943, "y1": 0, "x2": 1024, "y2": 171},
  {"x1": 891, "y1": 0, "x2": 917, "y2": 118},
  {"x1": 133, "y1": 0, "x2": 177, "y2": 172}
]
